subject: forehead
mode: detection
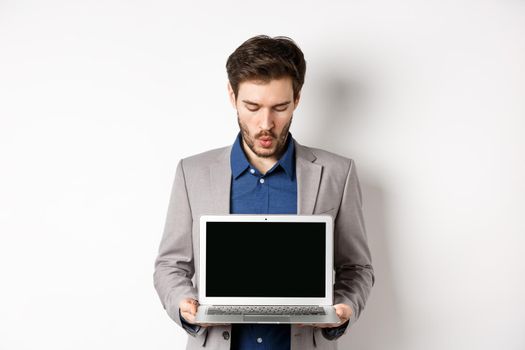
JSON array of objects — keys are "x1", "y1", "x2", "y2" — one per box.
[{"x1": 237, "y1": 77, "x2": 294, "y2": 103}]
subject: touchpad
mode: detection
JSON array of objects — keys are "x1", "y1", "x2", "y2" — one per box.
[{"x1": 243, "y1": 315, "x2": 291, "y2": 323}]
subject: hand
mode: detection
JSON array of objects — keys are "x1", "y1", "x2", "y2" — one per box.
[
  {"x1": 179, "y1": 298, "x2": 228, "y2": 328},
  {"x1": 298, "y1": 303, "x2": 352, "y2": 328},
  {"x1": 179, "y1": 298, "x2": 205, "y2": 326}
]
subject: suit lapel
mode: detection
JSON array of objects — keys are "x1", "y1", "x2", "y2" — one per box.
[
  {"x1": 295, "y1": 140, "x2": 323, "y2": 215},
  {"x1": 209, "y1": 146, "x2": 232, "y2": 214}
]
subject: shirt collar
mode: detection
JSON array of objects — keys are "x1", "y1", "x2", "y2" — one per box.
[
  {"x1": 277, "y1": 133, "x2": 295, "y2": 180},
  {"x1": 230, "y1": 133, "x2": 251, "y2": 179},
  {"x1": 230, "y1": 132, "x2": 295, "y2": 180}
]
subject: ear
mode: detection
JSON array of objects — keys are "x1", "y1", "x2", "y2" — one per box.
[{"x1": 227, "y1": 81, "x2": 237, "y2": 108}]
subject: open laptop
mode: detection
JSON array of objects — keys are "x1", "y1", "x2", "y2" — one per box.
[{"x1": 194, "y1": 214, "x2": 340, "y2": 324}]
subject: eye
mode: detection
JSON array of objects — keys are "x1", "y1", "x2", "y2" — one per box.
[
  {"x1": 274, "y1": 107, "x2": 288, "y2": 112},
  {"x1": 245, "y1": 105, "x2": 259, "y2": 112}
]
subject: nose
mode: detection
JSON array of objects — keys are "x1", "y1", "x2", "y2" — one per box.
[{"x1": 259, "y1": 108, "x2": 275, "y2": 131}]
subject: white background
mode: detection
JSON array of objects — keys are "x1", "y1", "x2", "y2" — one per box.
[{"x1": 1, "y1": 1, "x2": 524, "y2": 349}]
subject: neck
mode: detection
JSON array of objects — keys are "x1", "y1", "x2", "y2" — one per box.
[{"x1": 242, "y1": 141, "x2": 283, "y2": 175}]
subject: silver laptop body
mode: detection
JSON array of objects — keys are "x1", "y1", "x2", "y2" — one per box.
[{"x1": 194, "y1": 214, "x2": 340, "y2": 324}]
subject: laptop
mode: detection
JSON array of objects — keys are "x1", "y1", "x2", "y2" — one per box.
[{"x1": 194, "y1": 214, "x2": 340, "y2": 324}]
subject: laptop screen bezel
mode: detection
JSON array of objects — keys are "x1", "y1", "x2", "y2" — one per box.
[{"x1": 198, "y1": 214, "x2": 334, "y2": 306}]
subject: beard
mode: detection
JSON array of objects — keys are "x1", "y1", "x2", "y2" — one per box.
[{"x1": 237, "y1": 113, "x2": 293, "y2": 159}]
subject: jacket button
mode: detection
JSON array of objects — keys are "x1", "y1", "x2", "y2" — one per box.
[{"x1": 222, "y1": 331, "x2": 230, "y2": 340}]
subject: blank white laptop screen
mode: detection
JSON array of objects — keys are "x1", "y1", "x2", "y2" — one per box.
[{"x1": 205, "y1": 221, "x2": 326, "y2": 298}]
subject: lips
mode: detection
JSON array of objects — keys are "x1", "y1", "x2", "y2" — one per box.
[{"x1": 258, "y1": 136, "x2": 273, "y2": 148}]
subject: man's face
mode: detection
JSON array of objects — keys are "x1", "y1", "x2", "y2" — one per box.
[{"x1": 228, "y1": 77, "x2": 300, "y2": 160}]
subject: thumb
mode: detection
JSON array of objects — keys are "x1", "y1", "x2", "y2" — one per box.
[
  {"x1": 190, "y1": 300, "x2": 199, "y2": 315},
  {"x1": 336, "y1": 308, "x2": 344, "y2": 318}
]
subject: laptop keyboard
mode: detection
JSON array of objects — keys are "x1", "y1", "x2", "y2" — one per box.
[{"x1": 207, "y1": 305, "x2": 326, "y2": 316}]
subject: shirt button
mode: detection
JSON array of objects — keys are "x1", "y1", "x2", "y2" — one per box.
[
  {"x1": 222, "y1": 331, "x2": 230, "y2": 340},
  {"x1": 259, "y1": 178, "x2": 265, "y2": 184},
  {"x1": 257, "y1": 337, "x2": 263, "y2": 343},
  {"x1": 250, "y1": 168, "x2": 255, "y2": 174}
]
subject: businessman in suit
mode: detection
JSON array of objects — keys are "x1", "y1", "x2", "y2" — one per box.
[{"x1": 154, "y1": 35, "x2": 374, "y2": 350}]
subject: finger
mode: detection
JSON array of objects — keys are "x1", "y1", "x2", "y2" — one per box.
[
  {"x1": 334, "y1": 305, "x2": 350, "y2": 321},
  {"x1": 196, "y1": 322, "x2": 230, "y2": 328},
  {"x1": 313, "y1": 323, "x2": 337, "y2": 328},
  {"x1": 181, "y1": 300, "x2": 198, "y2": 314},
  {"x1": 181, "y1": 298, "x2": 198, "y2": 307},
  {"x1": 336, "y1": 308, "x2": 344, "y2": 319},
  {"x1": 336, "y1": 309, "x2": 349, "y2": 322},
  {"x1": 180, "y1": 303, "x2": 191, "y2": 314},
  {"x1": 181, "y1": 311, "x2": 196, "y2": 324},
  {"x1": 180, "y1": 299, "x2": 193, "y2": 313},
  {"x1": 298, "y1": 323, "x2": 317, "y2": 328},
  {"x1": 180, "y1": 305, "x2": 196, "y2": 316}
]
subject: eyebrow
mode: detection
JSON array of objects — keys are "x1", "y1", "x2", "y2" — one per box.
[{"x1": 241, "y1": 99, "x2": 292, "y2": 107}]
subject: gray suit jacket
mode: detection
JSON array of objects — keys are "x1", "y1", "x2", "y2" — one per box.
[{"x1": 154, "y1": 139, "x2": 374, "y2": 350}]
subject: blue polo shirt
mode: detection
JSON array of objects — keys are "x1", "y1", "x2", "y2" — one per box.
[{"x1": 230, "y1": 132, "x2": 296, "y2": 350}]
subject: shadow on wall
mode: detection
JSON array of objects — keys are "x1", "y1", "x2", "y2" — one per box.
[
  {"x1": 342, "y1": 181, "x2": 406, "y2": 350},
  {"x1": 309, "y1": 73, "x2": 367, "y2": 149},
  {"x1": 312, "y1": 73, "x2": 407, "y2": 350}
]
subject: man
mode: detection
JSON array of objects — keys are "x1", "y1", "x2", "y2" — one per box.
[{"x1": 154, "y1": 35, "x2": 374, "y2": 350}]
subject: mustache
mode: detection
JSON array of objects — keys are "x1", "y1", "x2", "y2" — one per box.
[{"x1": 255, "y1": 131, "x2": 276, "y2": 139}]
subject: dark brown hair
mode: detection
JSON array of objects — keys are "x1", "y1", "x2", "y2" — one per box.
[{"x1": 226, "y1": 35, "x2": 306, "y2": 100}]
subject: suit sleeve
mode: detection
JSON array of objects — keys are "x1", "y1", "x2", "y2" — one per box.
[
  {"x1": 153, "y1": 159, "x2": 199, "y2": 332},
  {"x1": 333, "y1": 159, "x2": 375, "y2": 330}
]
